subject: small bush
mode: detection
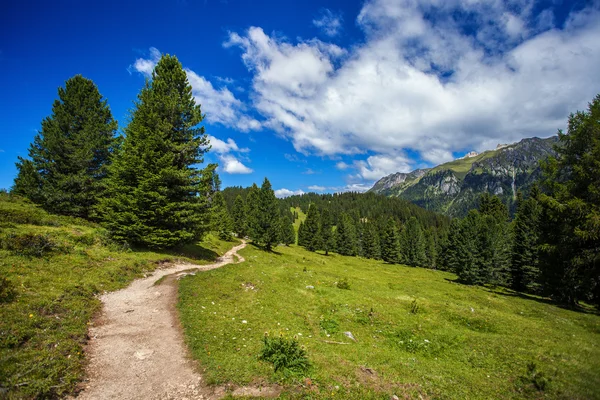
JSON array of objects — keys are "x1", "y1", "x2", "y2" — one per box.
[
  {"x1": 2, "y1": 233, "x2": 58, "y2": 257},
  {"x1": 319, "y1": 318, "x2": 340, "y2": 334},
  {"x1": 520, "y1": 362, "x2": 551, "y2": 392},
  {"x1": 259, "y1": 333, "x2": 310, "y2": 374},
  {"x1": 0, "y1": 277, "x2": 16, "y2": 303},
  {"x1": 410, "y1": 299, "x2": 420, "y2": 314},
  {"x1": 337, "y1": 278, "x2": 350, "y2": 290}
]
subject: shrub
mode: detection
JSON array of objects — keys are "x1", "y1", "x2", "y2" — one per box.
[
  {"x1": 0, "y1": 277, "x2": 16, "y2": 303},
  {"x1": 337, "y1": 278, "x2": 350, "y2": 290},
  {"x1": 259, "y1": 333, "x2": 310, "y2": 374},
  {"x1": 319, "y1": 318, "x2": 340, "y2": 334},
  {"x1": 1, "y1": 233, "x2": 58, "y2": 257},
  {"x1": 410, "y1": 299, "x2": 420, "y2": 314}
]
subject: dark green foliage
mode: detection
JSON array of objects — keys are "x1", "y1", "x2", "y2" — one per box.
[
  {"x1": 297, "y1": 221, "x2": 307, "y2": 247},
  {"x1": 511, "y1": 187, "x2": 542, "y2": 293},
  {"x1": 538, "y1": 94, "x2": 600, "y2": 306},
  {"x1": 319, "y1": 208, "x2": 334, "y2": 255},
  {"x1": 336, "y1": 278, "x2": 350, "y2": 290},
  {"x1": 302, "y1": 204, "x2": 321, "y2": 252},
  {"x1": 211, "y1": 192, "x2": 232, "y2": 241},
  {"x1": 335, "y1": 213, "x2": 357, "y2": 256},
  {"x1": 232, "y1": 195, "x2": 246, "y2": 238},
  {"x1": 244, "y1": 184, "x2": 260, "y2": 239},
  {"x1": 400, "y1": 217, "x2": 427, "y2": 267},
  {"x1": 0, "y1": 277, "x2": 16, "y2": 303},
  {"x1": 361, "y1": 222, "x2": 381, "y2": 260},
  {"x1": 259, "y1": 334, "x2": 310, "y2": 374},
  {"x1": 410, "y1": 299, "x2": 420, "y2": 314},
  {"x1": 252, "y1": 178, "x2": 280, "y2": 250},
  {"x1": 280, "y1": 215, "x2": 295, "y2": 246},
  {"x1": 445, "y1": 194, "x2": 511, "y2": 285},
  {"x1": 13, "y1": 75, "x2": 118, "y2": 219},
  {"x1": 98, "y1": 54, "x2": 212, "y2": 249},
  {"x1": 424, "y1": 229, "x2": 437, "y2": 268},
  {"x1": 381, "y1": 217, "x2": 401, "y2": 264},
  {"x1": 1, "y1": 233, "x2": 58, "y2": 257}
]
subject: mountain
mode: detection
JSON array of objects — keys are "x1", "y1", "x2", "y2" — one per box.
[{"x1": 369, "y1": 136, "x2": 558, "y2": 217}]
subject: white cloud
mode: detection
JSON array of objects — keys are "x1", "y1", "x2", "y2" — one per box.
[
  {"x1": 131, "y1": 48, "x2": 261, "y2": 132},
  {"x1": 335, "y1": 161, "x2": 350, "y2": 170},
  {"x1": 275, "y1": 188, "x2": 305, "y2": 198},
  {"x1": 207, "y1": 135, "x2": 249, "y2": 154},
  {"x1": 206, "y1": 135, "x2": 253, "y2": 174},
  {"x1": 352, "y1": 154, "x2": 412, "y2": 181},
  {"x1": 220, "y1": 154, "x2": 253, "y2": 174},
  {"x1": 226, "y1": 1, "x2": 600, "y2": 183},
  {"x1": 313, "y1": 9, "x2": 343, "y2": 37},
  {"x1": 308, "y1": 185, "x2": 326, "y2": 191}
]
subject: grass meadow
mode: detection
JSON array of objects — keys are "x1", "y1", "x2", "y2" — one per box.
[{"x1": 178, "y1": 243, "x2": 600, "y2": 399}]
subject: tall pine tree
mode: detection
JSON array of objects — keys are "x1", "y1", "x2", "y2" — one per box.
[
  {"x1": 302, "y1": 203, "x2": 321, "y2": 252},
  {"x1": 232, "y1": 194, "x2": 246, "y2": 238},
  {"x1": 539, "y1": 94, "x2": 600, "y2": 307},
  {"x1": 400, "y1": 216, "x2": 427, "y2": 267},
  {"x1": 280, "y1": 215, "x2": 295, "y2": 246},
  {"x1": 13, "y1": 75, "x2": 118, "y2": 219},
  {"x1": 98, "y1": 54, "x2": 212, "y2": 248},
  {"x1": 253, "y1": 178, "x2": 280, "y2": 250},
  {"x1": 211, "y1": 191, "x2": 233, "y2": 241},
  {"x1": 511, "y1": 187, "x2": 542, "y2": 293},
  {"x1": 335, "y1": 213, "x2": 358, "y2": 256},
  {"x1": 381, "y1": 217, "x2": 401, "y2": 264},
  {"x1": 362, "y1": 221, "x2": 381, "y2": 260},
  {"x1": 320, "y1": 208, "x2": 335, "y2": 255}
]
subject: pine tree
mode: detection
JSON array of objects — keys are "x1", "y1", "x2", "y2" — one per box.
[
  {"x1": 98, "y1": 54, "x2": 211, "y2": 248},
  {"x1": 211, "y1": 191, "x2": 232, "y2": 241},
  {"x1": 381, "y1": 217, "x2": 401, "y2": 264},
  {"x1": 320, "y1": 208, "x2": 335, "y2": 255},
  {"x1": 538, "y1": 94, "x2": 600, "y2": 307},
  {"x1": 13, "y1": 75, "x2": 118, "y2": 218},
  {"x1": 280, "y1": 215, "x2": 295, "y2": 246},
  {"x1": 335, "y1": 213, "x2": 358, "y2": 256},
  {"x1": 424, "y1": 228, "x2": 437, "y2": 269},
  {"x1": 303, "y1": 203, "x2": 321, "y2": 251},
  {"x1": 451, "y1": 211, "x2": 480, "y2": 283},
  {"x1": 232, "y1": 195, "x2": 246, "y2": 238},
  {"x1": 244, "y1": 183, "x2": 260, "y2": 238},
  {"x1": 362, "y1": 221, "x2": 381, "y2": 260},
  {"x1": 400, "y1": 216, "x2": 427, "y2": 267},
  {"x1": 253, "y1": 178, "x2": 280, "y2": 250},
  {"x1": 511, "y1": 187, "x2": 542, "y2": 292},
  {"x1": 477, "y1": 194, "x2": 511, "y2": 285},
  {"x1": 298, "y1": 221, "x2": 307, "y2": 247}
]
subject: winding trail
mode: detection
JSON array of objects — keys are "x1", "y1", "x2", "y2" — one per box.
[{"x1": 75, "y1": 241, "x2": 278, "y2": 400}]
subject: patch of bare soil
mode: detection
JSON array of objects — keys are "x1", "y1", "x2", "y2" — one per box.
[{"x1": 74, "y1": 241, "x2": 280, "y2": 399}]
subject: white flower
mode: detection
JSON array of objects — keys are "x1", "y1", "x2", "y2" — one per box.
[{"x1": 242, "y1": 320, "x2": 248, "y2": 324}]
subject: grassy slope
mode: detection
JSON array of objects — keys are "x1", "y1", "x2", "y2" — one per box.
[
  {"x1": 178, "y1": 244, "x2": 600, "y2": 400},
  {"x1": 0, "y1": 194, "x2": 236, "y2": 399}
]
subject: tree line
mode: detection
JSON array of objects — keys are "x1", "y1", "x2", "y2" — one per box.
[
  {"x1": 13, "y1": 54, "x2": 220, "y2": 249},
  {"x1": 442, "y1": 96, "x2": 600, "y2": 308}
]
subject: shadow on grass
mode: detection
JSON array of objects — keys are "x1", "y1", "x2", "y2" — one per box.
[
  {"x1": 132, "y1": 242, "x2": 220, "y2": 262},
  {"x1": 444, "y1": 277, "x2": 599, "y2": 315},
  {"x1": 248, "y1": 241, "x2": 283, "y2": 255}
]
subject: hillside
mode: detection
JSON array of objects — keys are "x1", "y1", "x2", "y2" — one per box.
[
  {"x1": 369, "y1": 136, "x2": 558, "y2": 216},
  {"x1": 0, "y1": 194, "x2": 235, "y2": 399},
  {"x1": 178, "y1": 243, "x2": 600, "y2": 399}
]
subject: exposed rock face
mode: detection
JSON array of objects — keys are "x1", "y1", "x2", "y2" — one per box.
[{"x1": 369, "y1": 136, "x2": 558, "y2": 217}]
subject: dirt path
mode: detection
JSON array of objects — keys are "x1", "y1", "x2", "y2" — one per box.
[{"x1": 75, "y1": 241, "x2": 279, "y2": 400}]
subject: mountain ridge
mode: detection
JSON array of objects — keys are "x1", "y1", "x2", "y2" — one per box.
[{"x1": 368, "y1": 136, "x2": 558, "y2": 216}]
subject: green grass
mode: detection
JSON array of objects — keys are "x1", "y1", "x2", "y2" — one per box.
[
  {"x1": 0, "y1": 194, "x2": 235, "y2": 399},
  {"x1": 291, "y1": 206, "x2": 306, "y2": 233},
  {"x1": 178, "y1": 244, "x2": 600, "y2": 399},
  {"x1": 430, "y1": 150, "x2": 497, "y2": 180}
]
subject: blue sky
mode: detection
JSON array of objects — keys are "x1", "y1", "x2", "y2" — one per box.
[{"x1": 1, "y1": 0, "x2": 598, "y2": 197}]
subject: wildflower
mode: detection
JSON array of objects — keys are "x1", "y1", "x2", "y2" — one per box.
[{"x1": 29, "y1": 314, "x2": 33, "y2": 318}]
